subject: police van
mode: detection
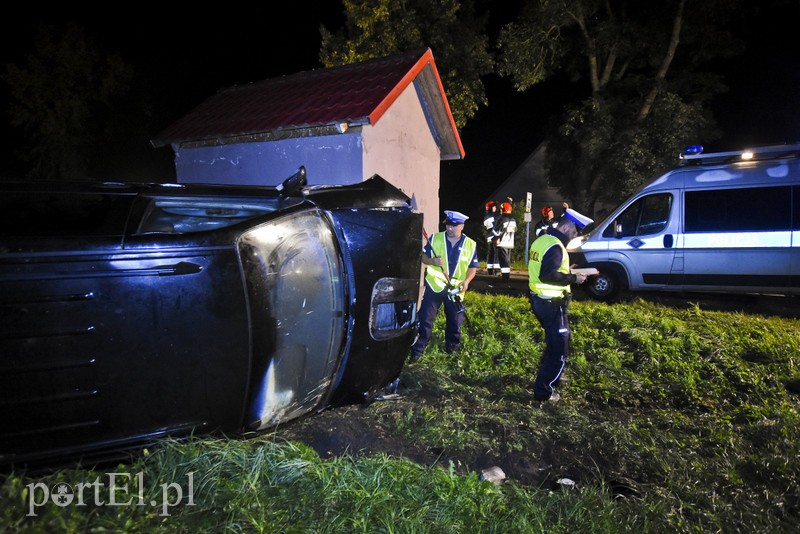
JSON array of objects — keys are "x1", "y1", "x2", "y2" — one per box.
[{"x1": 569, "y1": 143, "x2": 800, "y2": 301}]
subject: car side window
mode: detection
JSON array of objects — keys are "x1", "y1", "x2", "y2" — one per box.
[
  {"x1": 0, "y1": 192, "x2": 133, "y2": 237},
  {"x1": 637, "y1": 194, "x2": 672, "y2": 235},
  {"x1": 603, "y1": 193, "x2": 672, "y2": 238},
  {"x1": 137, "y1": 197, "x2": 279, "y2": 234}
]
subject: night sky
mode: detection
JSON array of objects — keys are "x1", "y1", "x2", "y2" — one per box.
[{"x1": 1, "y1": 2, "x2": 798, "y2": 214}]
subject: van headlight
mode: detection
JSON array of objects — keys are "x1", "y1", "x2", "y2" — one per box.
[{"x1": 567, "y1": 235, "x2": 587, "y2": 250}]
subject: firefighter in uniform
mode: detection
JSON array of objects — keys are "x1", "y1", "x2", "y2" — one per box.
[
  {"x1": 527, "y1": 209, "x2": 592, "y2": 401},
  {"x1": 534, "y1": 202, "x2": 569, "y2": 237},
  {"x1": 483, "y1": 201, "x2": 499, "y2": 274},
  {"x1": 410, "y1": 210, "x2": 478, "y2": 361},
  {"x1": 492, "y1": 201, "x2": 517, "y2": 280}
]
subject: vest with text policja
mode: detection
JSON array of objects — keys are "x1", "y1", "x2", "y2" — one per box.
[
  {"x1": 425, "y1": 232, "x2": 477, "y2": 293},
  {"x1": 528, "y1": 234, "x2": 571, "y2": 298}
]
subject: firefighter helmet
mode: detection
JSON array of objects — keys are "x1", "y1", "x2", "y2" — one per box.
[{"x1": 501, "y1": 202, "x2": 513, "y2": 214}]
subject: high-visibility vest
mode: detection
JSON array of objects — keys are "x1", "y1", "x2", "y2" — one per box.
[
  {"x1": 528, "y1": 234, "x2": 571, "y2": 298},
  {"x1": 425, "y1": 233, "x2": 477, "y2": 293}
]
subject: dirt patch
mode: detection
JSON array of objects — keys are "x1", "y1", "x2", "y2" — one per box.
[{"x1": 272, "y1": 387, "x2": 557, "y2": 488}]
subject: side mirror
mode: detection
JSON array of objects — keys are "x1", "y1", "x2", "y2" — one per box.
[{"x1": 278, "y1": 166, "x2": 307, "y2": 197}]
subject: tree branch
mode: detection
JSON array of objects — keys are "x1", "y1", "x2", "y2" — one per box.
[
  {"x1": 568, "y1": 7, "x2": 601, "y2": 93},
  {"x1": 637, "y1": 0, "x2": 685, "y2": 120}
]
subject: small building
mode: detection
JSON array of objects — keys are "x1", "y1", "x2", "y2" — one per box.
[{"x1": 151, "y1": 48, "x2": 464, "y2": 231}]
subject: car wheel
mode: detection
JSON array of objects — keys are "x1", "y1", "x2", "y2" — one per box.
[{"x1": 584, "y1": 271, "x2": 620, "y2": 302}]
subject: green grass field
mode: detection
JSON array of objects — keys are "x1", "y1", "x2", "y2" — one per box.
[{"x1": 3, "y1": 293, "x2": 799, "y2": 532}]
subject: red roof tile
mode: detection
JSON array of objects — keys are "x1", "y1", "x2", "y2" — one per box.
[{"x1": 152, "y1": 48, "x2": 463, "y2": 159}]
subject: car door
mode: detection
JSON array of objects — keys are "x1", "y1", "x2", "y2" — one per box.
[{"x1": 604, "y1": 191, "x2": 679, "y2": 290}]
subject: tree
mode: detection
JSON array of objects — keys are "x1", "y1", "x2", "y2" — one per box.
[
  {"x1": 319, "y1": 0, "x2": 494, "y2": 129},
  {"x1": 2, "y1": 23, "x2": 134, "y2": 181},
  {"x1": 497, "y1": 0, "x2": 743, "y2": 216}
]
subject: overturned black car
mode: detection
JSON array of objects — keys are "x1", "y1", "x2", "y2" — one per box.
[{"x1": 0, "y1": 168, "x2": 422, "y2": 469}]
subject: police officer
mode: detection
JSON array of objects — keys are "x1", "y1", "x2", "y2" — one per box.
[
  {"x1": 527, "y1": 209, "x2": 591, "y2": 401},
  {"x1": 410, "y1": 210, "x2": 478, "y2": 361},
  {"x1": 492, "y1": 201, "x2": 517, "y2": 280},
  {"x1": 483, "y1": 201, "x2": 499, "y2": 274}
]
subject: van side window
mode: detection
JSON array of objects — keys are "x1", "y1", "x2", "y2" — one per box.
[
  {"x1": 794, "y1": 186, "x2": 800, "y2": 230},
  {"x1": 603, "y1": 193, "x2": 672, "y2": 238},
  {"x1": 685, "y1": 186, "x2": 791, "y2": 232}
]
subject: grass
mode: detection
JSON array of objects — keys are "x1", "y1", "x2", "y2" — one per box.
[{"x1": 2, "y1": 293, "x2": 799, "y2": 532}]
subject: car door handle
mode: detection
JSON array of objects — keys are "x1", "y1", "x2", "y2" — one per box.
[
  {"x1": 5, "y1": 261, "x2": 203, "y2": 281},
  {"x1": 154, "y1": 261, "x2": 203, "y2": 276}
]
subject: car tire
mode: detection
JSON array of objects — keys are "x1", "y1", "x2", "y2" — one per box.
[{"x1": 583, "y1": 271, "x2": 620, "y2": 302}]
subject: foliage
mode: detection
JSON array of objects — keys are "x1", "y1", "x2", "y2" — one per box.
[
  {"x1": 545, "y1": 92, "x2": 718, "y2": 217},
  {"x1": 4, "y1": 294, "x2": 799, "y2": 531},
  {"x1": 2, "y1": 23, "x2": 135, "y2": 181},
  {"x1": 496, "y1": 0, "x2": 745, "y2": 216},
  {"x1": 319, "y1": 0, "x2": 494, "y2": 129}
]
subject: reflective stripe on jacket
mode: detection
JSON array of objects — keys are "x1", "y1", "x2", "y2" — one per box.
[
  {"x1": 528, "y1": 234, "x2": 571, "y2": 298},
  {"x1": 495, "y1": 218, "x2": 516, "y2": 249},
  {"x1": 425, "y1": 232, "x2": 477, "y2": 293},
  {"x1": 483, "y1": 215, "x2": 495, "y2": 243}
]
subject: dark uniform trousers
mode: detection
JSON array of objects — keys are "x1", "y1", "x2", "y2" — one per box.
[
  {"x1": 528, "y1": 292, "x2": 571, "y2": 399},
  {"x1": 410, "y1": 285, "x2": 465, "y2": 357}
]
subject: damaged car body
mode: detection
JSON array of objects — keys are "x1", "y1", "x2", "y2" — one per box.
[{"x1": 0, "y1": 168, "x2": 422, "y2": 469}]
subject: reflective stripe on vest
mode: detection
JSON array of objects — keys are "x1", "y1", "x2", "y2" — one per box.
[
  {"x1": 528, "y1": 234, "x2": 571, "y2": 298},
  {"x1": 425, "y1": 233, "x2": 477, "y2": 293}
]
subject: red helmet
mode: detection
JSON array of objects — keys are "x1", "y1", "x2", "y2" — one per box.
[
  {"x1": 542, "y1": 206, "x2": 553, "y2": 217},
  {"x1": 501, "y1": 202, "x2": 513, "y2": 214},
  {"x1": 485, "y1": 201, "x2": 496, "y2": 210}
]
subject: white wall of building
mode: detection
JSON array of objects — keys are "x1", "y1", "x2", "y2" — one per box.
[{"x1": 362, "y1": 84, "x2": 441, "y2": 233}]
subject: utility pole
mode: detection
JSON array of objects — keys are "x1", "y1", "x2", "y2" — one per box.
[{"x1": 524, "y1": 192, "x2": 532, "y2": 263}]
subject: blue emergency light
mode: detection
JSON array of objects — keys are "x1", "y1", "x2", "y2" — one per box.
[{"x1": 681, "y1": 145, "x2": 704, "y2": 156}]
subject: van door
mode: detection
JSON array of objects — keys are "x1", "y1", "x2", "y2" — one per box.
[{"x1": 603, "y1": 192, "x2": 679, "y2": 290}]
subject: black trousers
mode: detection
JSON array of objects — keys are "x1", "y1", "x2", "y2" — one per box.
[
  {"x1": 410, "y1": 285, "x2": 464, "y2": 356},
  {"x1": 486, "y1": 242, "x2": 499, "y2": 270},
  {"x1": 497, "y1": 247, "x2": 512, "y2": 274},
  {"x1": 528, "y1": 292, "x2": 571, "y2": 400}
]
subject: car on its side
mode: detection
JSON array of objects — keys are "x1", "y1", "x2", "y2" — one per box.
[{"x1": 0, "y1": 168, "x2": 422, "y2": 469}]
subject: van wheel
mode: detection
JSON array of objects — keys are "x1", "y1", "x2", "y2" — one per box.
[{"x1": 584, "y1": 272, "x2": 619, "y2": 302}]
